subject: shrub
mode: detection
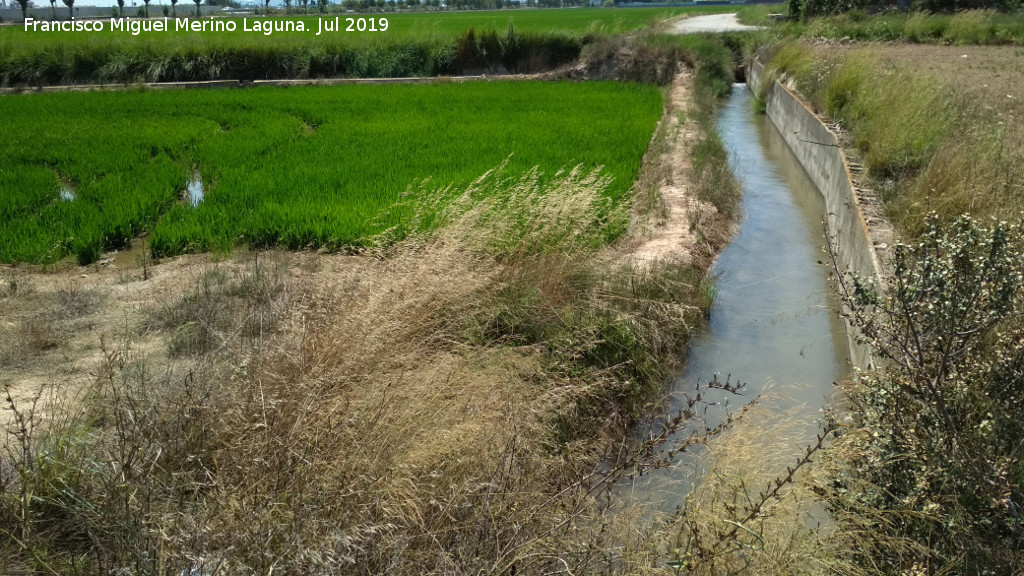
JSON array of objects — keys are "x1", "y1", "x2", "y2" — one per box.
[{"x1": 832, "y1": 213, "x2": 1024, "y2": 573}]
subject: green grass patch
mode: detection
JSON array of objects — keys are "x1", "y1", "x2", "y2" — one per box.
[
  {"x1": 0, "y1": 80, "x2": 663, "y2": 264},
  {"x1": 782, "y1": 9, "x2": 1024, "y2": 45}
]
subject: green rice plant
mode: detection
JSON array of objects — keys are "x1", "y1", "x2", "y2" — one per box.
[{"x1": 0, "y1": 80, "x2": 663, "y2": 264}]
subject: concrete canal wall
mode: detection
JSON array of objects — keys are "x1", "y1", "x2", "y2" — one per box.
[{"x1": 747, "y1": 59, "x2": 884, "y2": 371}]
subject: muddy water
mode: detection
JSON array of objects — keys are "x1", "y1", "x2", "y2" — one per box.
[{"x1": 627, "y1": 85, "x2": 851, "y2": 512}]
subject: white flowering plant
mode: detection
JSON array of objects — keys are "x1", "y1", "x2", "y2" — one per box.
[{"x1": 831, "y1": 213, "x2": 1024, "y2": 573}]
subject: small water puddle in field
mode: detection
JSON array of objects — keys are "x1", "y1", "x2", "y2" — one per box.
[
  {"x1": 110, "y1": 237, "x2": 148, "y2": 269},
  {"x1": 186, "y1": 173, "x2": 204, "y2": 208},
  {"x1": 623, "y1": 84, "x2": 851, "y2": 513},
  {"x1": 57, "y1": 175, "x2": 76, "y2": 201}
]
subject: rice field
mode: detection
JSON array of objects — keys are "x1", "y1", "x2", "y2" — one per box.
[{"x1": 0, "y1": 80, "x2": 663, "y2": 264}]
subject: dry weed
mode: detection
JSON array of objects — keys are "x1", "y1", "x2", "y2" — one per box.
[
  {"x1": 655, "y1": 397, "x2": 839, "y2": 576},
  {"x1": 1, "y1": 164, "x2": 712, "y2": 575}
]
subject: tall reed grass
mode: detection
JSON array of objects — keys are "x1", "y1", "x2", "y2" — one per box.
[
  {"x1": 0, "y1": 31, "x2": 583, "y2": 86},
  {"x1": 786, "y1": 9, "x2": 1024, "y2": 45}
]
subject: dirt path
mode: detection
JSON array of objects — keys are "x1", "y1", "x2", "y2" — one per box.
[
  {"x1": 627, "y1": 71, "x2": 717, "y2": 268},
  {"x1": 673, "y1": 13, "x2": 763, "y2": 34}
]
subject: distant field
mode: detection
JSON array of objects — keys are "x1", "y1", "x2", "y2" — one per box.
[{"x1": 0, "y1": 80, "x2": 662, "y2": 264}]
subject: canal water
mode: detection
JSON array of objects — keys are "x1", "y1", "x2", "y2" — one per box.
[{"x1": 626, "y1": 84, "x2": 851, "y2": 513}]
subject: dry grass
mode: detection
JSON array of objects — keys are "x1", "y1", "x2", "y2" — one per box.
[
  {"x1": 766, "y1": 39, "x2": 1024, "y2": 235},
  {"x1": 652, "y1": 397, "x2": 838, "y2": 576},
  {"x1": 150, "y1": 253, "x2": 291, "y2": 357},
  {"x1": 1, "y1": 162, "x2": 716, "y2": 574},
  {"x1": 0, "y1": 273, "x2": 105, "y2": 371}
]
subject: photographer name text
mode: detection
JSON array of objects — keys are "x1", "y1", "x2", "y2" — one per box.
[{"x1": 23, "y1": 16, "x2": 390, "y2": 36}]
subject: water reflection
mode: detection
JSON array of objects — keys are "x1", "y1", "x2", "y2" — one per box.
[{"x1": 187, "y1": 174, "x2": 204, "y2": 208}]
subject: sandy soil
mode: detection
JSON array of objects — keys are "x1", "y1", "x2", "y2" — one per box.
[
  {"x1": 627, "y1": 71, "x2": 719, "y2": 268},
  {"x1": 1, "y1": 250, "x2": 332, "y2": 427},
  {"x1": 673, "y1": 13, "x2": 764, "y2": 34}
]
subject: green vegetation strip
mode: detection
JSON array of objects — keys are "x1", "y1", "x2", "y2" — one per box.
[
  {"x1": 0, "y1": 80, "x2": 662, "y2": 264},
  {"x1": 0, "y1": 25, "x2": 582, "y2": 85},
  {"x1": 781, "y1": 9, "x2": 1024, "y2": 45},
  {"x1": 0, "y1": 6, "x2": 767, "y2": 86}
]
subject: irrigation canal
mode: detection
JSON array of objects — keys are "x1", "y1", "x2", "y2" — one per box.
[{"x1": 626, "y1": 84, "x2": 851, "y2": 512}]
